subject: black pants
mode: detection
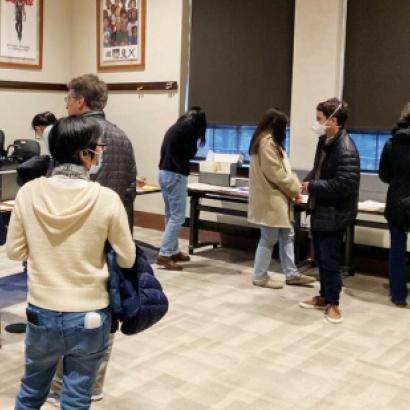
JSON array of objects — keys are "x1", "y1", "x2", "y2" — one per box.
[{"x1": 312, "y1": 230, "x2": 343, "y2": 305}]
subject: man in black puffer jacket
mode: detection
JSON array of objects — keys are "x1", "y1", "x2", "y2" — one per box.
[{"x1": 299, "y1": 98, "x2": 360, "y2": 324}]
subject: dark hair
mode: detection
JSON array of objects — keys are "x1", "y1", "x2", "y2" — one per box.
[
  {"x1": 177, "y1": 106, "x2": 207, "y2": 147},
  {"x1": 316, "y1": 97, "x2": 348, "y2": 127},
  {"x1": 400, "y1": 102, "x2": 410, "y2": 122},
  {"x1": 31, "y1": 111, "x2": 57, "y2": 130},
  {"x1": 48, "y1": 116, "x2": 101, "y2": 165},
  {"x1": 67, "y1": 74, "x2": 108, "y2": 111},
  {"x1": 249, "y1": 108, "x2": 288, "y2": 157}
]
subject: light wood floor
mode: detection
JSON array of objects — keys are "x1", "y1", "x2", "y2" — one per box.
[{"x1": 1, "y1": 227, "x2": 409, "y2": 410}]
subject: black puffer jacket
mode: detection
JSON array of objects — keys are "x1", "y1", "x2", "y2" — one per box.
[
  {"x1": 304, "y1": 129, "x2": 360, "y2": 231},
  {"x1": 82, "y1": 111, "x2": 137, "y2": 230},
  {"x1": 379, "y1": 120, "x2": 410, "y2": 231}
]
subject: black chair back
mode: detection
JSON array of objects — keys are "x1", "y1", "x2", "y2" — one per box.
[
  {"x1": 6, "y1": 139, "x2": 40, "y2": 163},
  {"x1": 0, "y1": 130, "x2": 5, "y2": 157}
]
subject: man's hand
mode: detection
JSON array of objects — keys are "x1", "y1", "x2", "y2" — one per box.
[
  {"x1": 301, "y1": 181, "x2": 309, "y2": 195},
  {"x1": 293, "y1": 194, "x2": 303, "y2": 204}
]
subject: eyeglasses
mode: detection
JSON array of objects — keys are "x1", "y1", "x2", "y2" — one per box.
[
  {"x1": 64, "y1": 94, "x2": 79, "y2": 104},
  {"x1": 87, "y1": 144, "x2": 106, "y2": 155}
]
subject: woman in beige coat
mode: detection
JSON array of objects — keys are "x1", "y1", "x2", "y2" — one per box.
[{"x1": 248, "y1": 108, "x2": 315, "y2": 289}]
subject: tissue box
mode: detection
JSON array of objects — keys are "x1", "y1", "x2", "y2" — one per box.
[
  {"x1": 199, "y1": 172, "x2": 232, "y2": 187},
  {"x1": 199, "y1": 163, "x2": 237, "y2": 187},
  {"x1": 198, "y1": 151, "x2": 241, "y2": 186}
]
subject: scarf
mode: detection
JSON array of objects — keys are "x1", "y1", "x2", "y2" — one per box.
[{"x1": 51, "y1": 164, "x2": 90, "y2": 181}]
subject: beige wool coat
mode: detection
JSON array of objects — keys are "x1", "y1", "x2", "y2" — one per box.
[{"x1": 248, "y1": 133, "x2": 300, "y2": 228}]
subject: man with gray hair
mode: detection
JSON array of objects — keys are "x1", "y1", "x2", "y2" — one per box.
[
  {"x1": 65, "y1": 73, "x2": 137, "y2": 229},
  {"x1": 48, "y1": 74, "x2": 136, "y2": 405}
]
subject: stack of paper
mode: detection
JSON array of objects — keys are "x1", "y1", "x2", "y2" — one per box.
[{"x1": 358, "y1": 200, "x2": 385, "y2": 212}]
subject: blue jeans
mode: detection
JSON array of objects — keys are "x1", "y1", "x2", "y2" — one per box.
[
  {"x1": 388, "y1": 223, "x2": 408, "y2": 304},
  {"x1": 15, "y1": 304, "x2": 111, "y2": 410},
  {"x1": 159, "y1": 170, "x2": 187, "y2": 257},
  {"x1": 253, "y1": 226, "x2": 299, "y2": 280},
  {"x1": 312, "y1": 230, "x2": 343, "y2": 305}
]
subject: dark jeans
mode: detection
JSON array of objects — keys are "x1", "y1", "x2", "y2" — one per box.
[
  {"x1": 388, "y1": 223, "x2": 408, "y2": 304},
  {"x1": 312, "y1": 230, "x2": 344, "y2": 305}
]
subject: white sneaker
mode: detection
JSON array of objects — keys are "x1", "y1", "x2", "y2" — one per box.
[
  {"x1": 46, "y1": 396, "x2": 60, "y2": 408},
  {"x1": 91, "y1": 393, "x2": 104, "y2": 401},
  {"x1": 252, "y1": 276, "x2": 283, "y2": 289}
]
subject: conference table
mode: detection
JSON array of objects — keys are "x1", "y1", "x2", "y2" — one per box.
[{"x1": 186, "y1": 182, "x2": 386, "y2": 275}]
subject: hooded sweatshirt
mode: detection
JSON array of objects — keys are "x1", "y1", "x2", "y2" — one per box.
[{"x1": 6, "y1": 176, "x2": 136, "y2": 312}]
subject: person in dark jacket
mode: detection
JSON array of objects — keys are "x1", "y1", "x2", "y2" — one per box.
[
  {"x1": 156, "y1": 107, "x2": 207, "y2": 270},
  {"x1": 66, "y1": 74, "x2": 137, "y2": 231},
  {"x1": 299, "y1": 98, "x2": 360, "y2": 324},
  {"x1": 379, "y1": 102, "x2": 410, "y2": 307}
]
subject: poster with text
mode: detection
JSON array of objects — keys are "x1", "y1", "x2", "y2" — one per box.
[
  {"x1": 97, "y1": 0, "x2": 145, "y2": 71},
  {"x1": 0, "y1": 0, "x2": 43, "y2": 68}
]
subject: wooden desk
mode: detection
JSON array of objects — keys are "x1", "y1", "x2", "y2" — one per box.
[
  {"x1": 136, "y1": 184, "x2": 161, "y2": 195},
  {"x1": 0, "y1": 200, "x2": 14, "y2": 213}
]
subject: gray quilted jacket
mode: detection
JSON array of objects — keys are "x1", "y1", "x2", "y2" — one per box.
[{"x1": 82, "y1": 111, "x2": 137, "y2": 230}]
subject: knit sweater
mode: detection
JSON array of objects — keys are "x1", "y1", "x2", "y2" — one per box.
[{"x1": 6, "y1": 176, "x2": 136, "y2": 312}]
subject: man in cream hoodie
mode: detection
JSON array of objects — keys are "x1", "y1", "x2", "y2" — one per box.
[{"x1": 7, "y1": 116, "x2": 135, "y2": 410}]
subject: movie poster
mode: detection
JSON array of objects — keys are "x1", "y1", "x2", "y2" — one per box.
[
  {"x1": 0, "y1": 0, "x2": 42, "y2": 68},
  {"x1": 97, "y1": 0, "x2": 145, "y2": 70}
]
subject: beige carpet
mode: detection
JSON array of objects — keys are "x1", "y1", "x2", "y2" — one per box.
[{"x1": 1, "y1": 227, "x2": 409, "y2": 410}]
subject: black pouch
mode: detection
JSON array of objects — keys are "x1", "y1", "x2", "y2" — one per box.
[{"x1": 26, "y1": 309, "x2": 40, "y2": 326}]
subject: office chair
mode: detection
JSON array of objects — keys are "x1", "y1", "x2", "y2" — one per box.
[
  {"x1": 6, "y1": 139, "x2": 40, "y2": 163},
  {"x1": 0, "y1": 130, "x2": 6, "y2": 157}
]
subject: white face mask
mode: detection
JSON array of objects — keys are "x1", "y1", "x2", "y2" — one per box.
[
  {"x1": 89, "y1": 151, "x2": 104, "y2": 175},
  {"x1": 312, "y1": 121, "x2": 327, "y2": 136},
  {"x1": 311, "y1": 103, "x2": 342, "y2": 136}
]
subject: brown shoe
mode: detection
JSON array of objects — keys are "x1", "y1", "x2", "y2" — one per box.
[
  {"x1": 156, "y1": 255, "x2": 183, "y2": 271},
  {"x1": 171, "y1": 251, "x2": 191, "y2": 262},
  {"x1": 324, "y1": 304, "x2": 343, "y2": 324},
  {"x1": 299, "y1": 295, "x2": 326, "y2": 310}
]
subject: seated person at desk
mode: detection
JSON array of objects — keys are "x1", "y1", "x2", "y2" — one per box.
[
  {"x1": 156, "y1": 107, "x2": 207, "y2": 270},
  {"x1": 300, "y1": 98, "x2": 360, "y2": 324},
  {"x1": 379, "y1": 101, "x2": 410, "y2": 307},
  {"x1": 248, "y1": 108, "x2": 315, "y2": 290},
  {"x1": 32, "y1": 111, "x2": 57, "y2": 155}
]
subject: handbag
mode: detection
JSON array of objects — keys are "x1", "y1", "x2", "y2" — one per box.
[{"x1": 107, "y1": 243, "x2": 169, "y2": 335}]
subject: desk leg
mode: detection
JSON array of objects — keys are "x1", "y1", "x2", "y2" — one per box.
[
  {"x1": 189, "y1": 195, "x2": 199, "y2": 255},
  {"x1": 343, "y1": 224, "x2": 355, "y2": 275}
]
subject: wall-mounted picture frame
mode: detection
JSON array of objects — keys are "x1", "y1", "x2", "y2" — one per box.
[
  {"x1": 0, "y1": 0, "x2": 43, "y2": 69},
  {"x1": 97, "y1": 0, "x2": 146, "y2": 71}
]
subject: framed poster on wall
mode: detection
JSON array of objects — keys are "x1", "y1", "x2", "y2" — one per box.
[
  {"x1": 97, "y1": 0, "x2": 146, "y2": 71},
  {"x1": 0, "y1": 0, "x2": 43, "y2": 69}
]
